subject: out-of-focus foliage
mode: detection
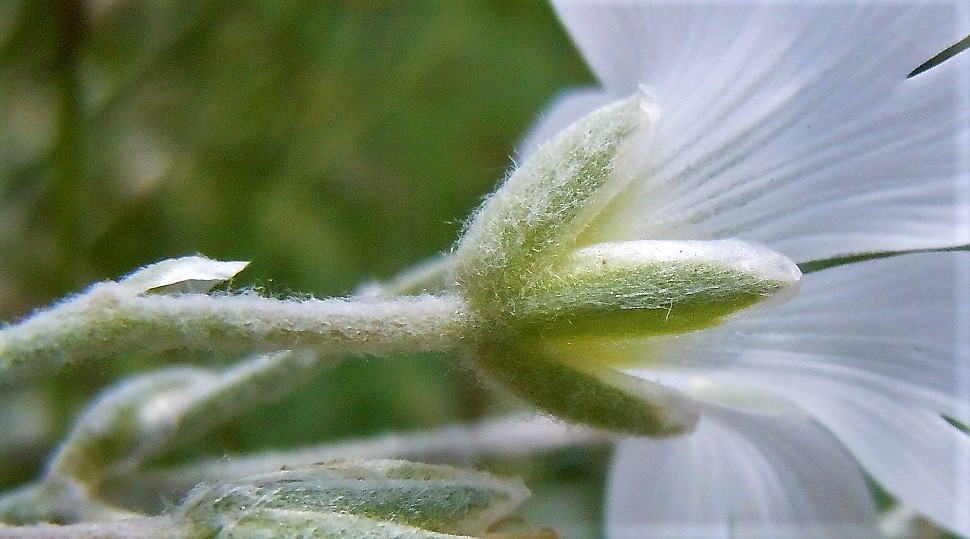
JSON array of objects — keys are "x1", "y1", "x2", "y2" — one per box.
[{"x1": 0, "y1": 0, "x2": 604, "y2": 534}]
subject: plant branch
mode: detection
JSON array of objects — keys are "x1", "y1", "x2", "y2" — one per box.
[{"x1": 103, "y1": 414, "x2": 615, "y2": 512}]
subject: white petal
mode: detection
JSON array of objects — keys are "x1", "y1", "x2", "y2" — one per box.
[
  {"x1": 616, "y1": 252, "x2": 970, "y2": 534},
  {"x1": 650, "y1": 252, "x2": 970, "y2": 423},
  {"x1": 768, "y1": 378, "x2": 970, "y2": 537},
  {"x1": 606, "y1": 404, "x2": 878, "y2": 538},
  {"x1": 546, "y1": 1, "x2": 970, "y2": 262}
]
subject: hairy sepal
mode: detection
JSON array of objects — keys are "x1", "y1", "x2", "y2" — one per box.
[
  {"x1": 516, "y1": 239, "x2": 802, "y2": 337},
  {"x1": 469, "y1": 341, "x2": 699, "y2": 437},
  {"x1": 454, "y1": 91, "x2": 658, "y2": 314}
]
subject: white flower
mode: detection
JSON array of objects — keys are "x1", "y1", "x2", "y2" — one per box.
[{"x1": 527, "y1": 0, "x2": 970, "y2": 536}]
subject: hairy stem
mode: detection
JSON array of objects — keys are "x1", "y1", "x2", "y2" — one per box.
[{"x1": 0, "y1": 286, "x2": 472, "y2": 384}]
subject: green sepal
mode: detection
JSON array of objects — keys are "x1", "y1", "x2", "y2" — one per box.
[
  {"x1": 514, "y1": 239, "x2": 801, "y2": 338},
  {"x1": 468, "y1": 340, "x2": 699, "y2": 437},
  {"x1": 454, "y1": 92, "x2": 657, "y2": 313}
]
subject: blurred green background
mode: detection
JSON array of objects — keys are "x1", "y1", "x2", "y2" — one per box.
[{"x1": 0, "y1": 0, "x2": 609, "y2": 535}]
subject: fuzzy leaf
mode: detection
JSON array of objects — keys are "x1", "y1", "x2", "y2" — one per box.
[{"x1": 178, "y1": 460, "x2": 531, "y2": 538}]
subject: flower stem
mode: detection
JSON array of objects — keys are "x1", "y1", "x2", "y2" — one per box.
[{"x1": 0, "y1": 287, "x2": 472, "y2": 384}]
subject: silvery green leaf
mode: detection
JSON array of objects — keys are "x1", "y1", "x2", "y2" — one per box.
[
  {"x1": 193, "y1": 509, "x2": 466, "y2": 538},
  {"x1": 178, "y1": 459, "x2": 531, "y2": 538}
]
